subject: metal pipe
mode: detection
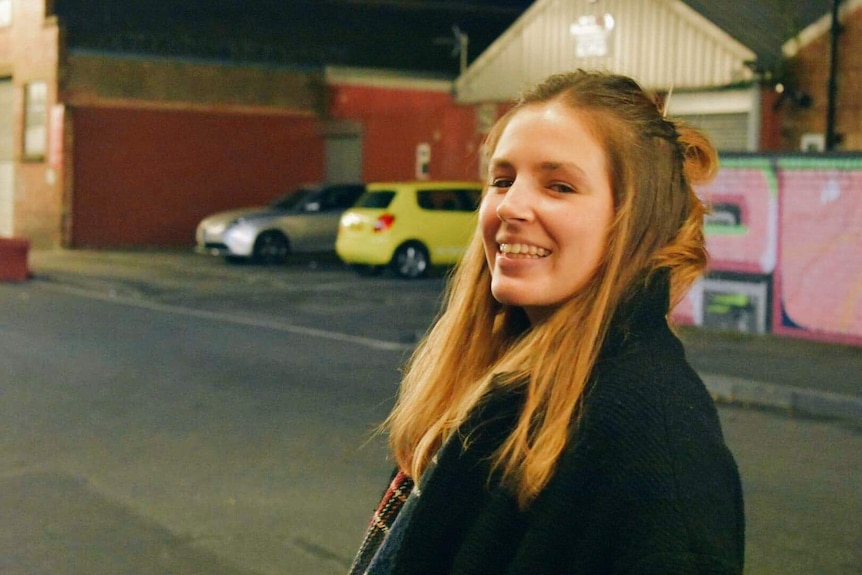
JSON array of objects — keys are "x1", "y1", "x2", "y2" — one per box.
[{"x1": 826, "y1": 0, "x2": 841, "y2": 150}]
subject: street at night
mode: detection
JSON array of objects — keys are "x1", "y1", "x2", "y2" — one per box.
[{"x1": 0, "y1": 251, "x2": 859, "y2": 574}]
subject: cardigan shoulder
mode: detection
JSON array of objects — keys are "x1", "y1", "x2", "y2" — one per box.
[
  {"x1": 380, "y1": 274, "x2": 744, "y2": 575},
  {"x1": 586, "y1": 320, "x2": 725, "y2": 444},
  {"x1": 387, "y1": 323, "x2": 744, "y2": 575},
  {"x1": 525, "y1": 322, "x2": 745, "y2": 574}
]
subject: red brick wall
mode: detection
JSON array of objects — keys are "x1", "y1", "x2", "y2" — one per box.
[
  {"x1": 69, "y1": 106, "x2": 324, "y2": 248},
  {"x1": 782, "y1": 5, "x2": 862, "y2": 150},
  {"x1": 328, "y1": 83, "x2": 479, "y2": 182},
  {"x1": 759, "y1": 89, "x2": 783, "y2": 151}
]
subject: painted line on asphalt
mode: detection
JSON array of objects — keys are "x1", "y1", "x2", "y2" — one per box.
[
  {"x1": 28, "y1": 282, "x2": 862, "y2": 422},
  {"x1": 38, "y1": 282, "x2": 412, "y2": 352}
]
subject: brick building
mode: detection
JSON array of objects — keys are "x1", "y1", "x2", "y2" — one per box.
[
  {"x1": 453, "y1": 0, "x2": 862, "y2": 345},
  {"x1": 780, "y1": 0, "x2": 862, "y2": 151},
  {"x1": 0, "y1": 0, "x2": 521, "y2": 249},
  {"x1": 0, "y1": 0, "x2": 60, "y2": 248},
  {"x1": 1, "y1": 0, "x2": 859, "y2": 251}
]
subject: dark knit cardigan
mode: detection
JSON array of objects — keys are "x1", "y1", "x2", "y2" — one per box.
[{"x1": 361, "y1": 275, "x2": 745, "y2": 575}]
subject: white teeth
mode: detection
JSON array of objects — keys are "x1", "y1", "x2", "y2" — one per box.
[{"x1": 499, "y1": 243, "x2": 550, "y2": 258}]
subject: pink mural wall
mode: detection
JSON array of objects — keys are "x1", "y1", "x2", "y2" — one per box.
[
  {"x1": 672, "y1": 158, "x2": 777, "y2": 328},
  {"x1": 699, "y1": 161, "x2": 777, "y2": 274},
  {"x1": 672, "y1": 155, "x2": 862, "y2": 346},
  {"x1": 775, "y1": 159, "x2": 862, "y2": 344}
]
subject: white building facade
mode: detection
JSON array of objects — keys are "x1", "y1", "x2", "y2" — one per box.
[{"x1": 455, "y1": 0, "x2": 762, "y2": 151}]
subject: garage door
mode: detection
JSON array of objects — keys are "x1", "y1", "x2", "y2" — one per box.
[
  {"x1": 676, "y1": 112, "x2": 751, "y2": 152},
  {"x1": 71, "y1": 106, "x2": 326, "y2": 248}
]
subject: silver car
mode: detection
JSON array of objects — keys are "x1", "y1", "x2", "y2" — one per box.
[{"x1": 195, "y1": 183, "x2": 366, "y2": 264}]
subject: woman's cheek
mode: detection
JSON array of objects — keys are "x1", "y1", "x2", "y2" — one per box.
[{"x1": 478, "y1": 197, "x2": 500, "y2": 266}]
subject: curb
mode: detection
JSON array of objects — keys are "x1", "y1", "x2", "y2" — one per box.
[{"x1": 702, "y1": 373, "x2": 862, "y2": 424}]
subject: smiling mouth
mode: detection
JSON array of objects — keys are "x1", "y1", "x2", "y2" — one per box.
[{"x1": 499, "y1": 243, "x2": 551, "y2": 258}]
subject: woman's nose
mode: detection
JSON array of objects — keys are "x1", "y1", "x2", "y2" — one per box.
[{"x1": 495, "y1": 181, "x2": 533, "y2": 222}]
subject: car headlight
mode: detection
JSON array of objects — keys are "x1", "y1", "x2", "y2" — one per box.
[
  {"x1": 207, "y1": 221, "x2": 228, "y2": 234},
  {"x1": 223, "y1": 221, "x2": 258, "y2": 248}
]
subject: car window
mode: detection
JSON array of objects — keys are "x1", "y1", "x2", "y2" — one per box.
[
  {"x1": 458, "y1": 188, "x2": 481, "y2": 210},
  {"x1": 323, "y1": 186, "x2": 365, "y2": 211},
  {"x1": 269, "y1": 190, "x2": 311, "y2": 210},
  {"x1": 416, "y1": 189, "x2": 480, "y2": 212},
  {"x1": 355, "y1": 190, "x2": 396, "y2": 209},
  {"x1": 299, "y1": 190, "x2": 325, "y2": 212}
]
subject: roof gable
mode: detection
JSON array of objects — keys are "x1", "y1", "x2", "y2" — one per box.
[
  {"x1": 456, "y1": 0, "x2": 757, "y2": 102},
  {"x1": 684, "y1": 0, "x2": 831, "y2": 70},
  {"x1": 782, "y1": 0, "x2": 861, "y2": 57}
]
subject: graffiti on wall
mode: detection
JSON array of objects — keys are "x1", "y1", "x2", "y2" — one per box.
[
  {"x1": 672, "y1": 158, "x2": 777, "y2": 334},
  {"x1": 673, "y1": 154, "x2": 862, "y2": 345},
  {"x1": 775, "y1": 158, "x2": 862, "y2": 342}
]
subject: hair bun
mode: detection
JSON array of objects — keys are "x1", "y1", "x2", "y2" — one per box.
[{"x1": 675, "y1": 123, "x2": 718, "y2": 186}]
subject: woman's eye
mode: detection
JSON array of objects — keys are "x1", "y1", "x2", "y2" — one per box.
[
  {"x1": 549, "y1": 183, "x2": 575, "y2": 194},
  {"x1": 490, "y1": 178, "x2": 513, "y2": 189}
]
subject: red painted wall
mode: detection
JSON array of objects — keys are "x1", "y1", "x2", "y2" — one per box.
[
  {"x1": 70, "y1": 106, "x2": 324, "y2": 247},
  {"x1": 328, "y1": 84, "x2": 479, "y2": 182},
  {"x1": 759, "y1": 89, "x2": 783, "y2": 151}
]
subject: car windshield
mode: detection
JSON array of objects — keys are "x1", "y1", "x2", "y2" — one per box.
[
  {"x1": 355, "y1": 190, "x2": 396, "y2": 208},
  {"x1": 269, "y1": 189, "x2": 315, "y2": 210}
]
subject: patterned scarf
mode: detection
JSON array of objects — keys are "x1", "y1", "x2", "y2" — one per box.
[{"x1": 348, "y1": 470, "x2": 415, "y2": 575}]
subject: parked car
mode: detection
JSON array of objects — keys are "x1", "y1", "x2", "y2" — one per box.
[
  {"x1": 336, "y1": 180, "x2": 482, "y2": 278},
  {"x1": 195, "y1": 183, "x2": 366, "y2": 264}
]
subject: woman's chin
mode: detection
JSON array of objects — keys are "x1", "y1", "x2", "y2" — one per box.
[{"x1": 491, "y1": 282, "x2": 538, "y2": 309}]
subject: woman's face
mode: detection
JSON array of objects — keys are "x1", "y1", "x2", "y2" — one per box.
[{"x1": 480, "y1": 100, "x2": 615, "y2": 323}]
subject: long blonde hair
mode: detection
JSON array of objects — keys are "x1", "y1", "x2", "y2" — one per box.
[{"x1": 386, "y1": 70, "x2": 718, "y2": 507}]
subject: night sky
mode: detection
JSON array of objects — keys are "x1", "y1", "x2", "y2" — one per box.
[{"x1": 54, "y1": 0, "x2": 537, "y2": 76}]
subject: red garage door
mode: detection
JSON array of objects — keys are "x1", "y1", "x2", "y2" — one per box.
[{"x1": 70, "y1": 106, "x2": 325, "y2": 248}]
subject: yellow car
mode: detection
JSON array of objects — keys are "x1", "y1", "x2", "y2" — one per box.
[{"x1": 336, "y1": 181, "x2": 482, "y2": 278}]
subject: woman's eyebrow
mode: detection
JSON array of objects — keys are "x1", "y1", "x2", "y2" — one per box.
[
  {"x1": 490, "y1": 158, "x2": 584, "y2": 172},
  {"x1": 539, "y1": 161, "x2": 586, "y2": 178}
]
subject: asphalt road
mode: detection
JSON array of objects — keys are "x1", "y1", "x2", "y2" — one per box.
[
  {"x1": 1, "y1": 253, "x2": 860, "y2": 574},
  {"x1": 1, "y1": 279, "x2": 401, "y2": 574}
]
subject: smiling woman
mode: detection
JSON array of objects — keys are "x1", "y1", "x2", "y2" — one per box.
[
  {"x1": 348, "y1": 70, "x2": 744, "y2": 575},
  {"x1": 480, "y1": 101, "x2": 616, "y2": 324}
]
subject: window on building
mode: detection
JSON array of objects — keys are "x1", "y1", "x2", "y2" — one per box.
[
  {"x1": 23, "y1": 82, "x2": 47, "y2": 161},
  {"x1": 0, "y1": 0, "x2": 11, "y2": 27}
]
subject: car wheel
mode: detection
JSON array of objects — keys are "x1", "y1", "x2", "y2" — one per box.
[
  {"x1": 252, "y1": 231, "x2": 290, "y2": 265},
  {"x1": 392, "y1": 242, "x2": 429, "y2": 279},
  {"x1": 352, "y1": 264, "x2": 383, "y2": 277}
]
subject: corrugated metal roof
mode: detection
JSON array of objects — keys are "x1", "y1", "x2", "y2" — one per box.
[{"x1": 682, "y1": 0, "x2": 830, "y2": 69}]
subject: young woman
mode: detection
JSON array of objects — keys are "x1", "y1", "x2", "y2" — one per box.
[{"x1": 349, "y1": 70, "x2": 745, "y2": 575}]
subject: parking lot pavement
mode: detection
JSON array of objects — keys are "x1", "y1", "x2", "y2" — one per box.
[
  {"x1": 677, "y1": 326, "x2": 862, "y2": 425},
  {"x1": 22, "y1": 248, "x2": 862, "y2": 424}
]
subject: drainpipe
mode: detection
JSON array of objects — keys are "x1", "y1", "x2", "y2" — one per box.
[{"x1": 826, "y1": 0, "x2": 841, "y2": 150}]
